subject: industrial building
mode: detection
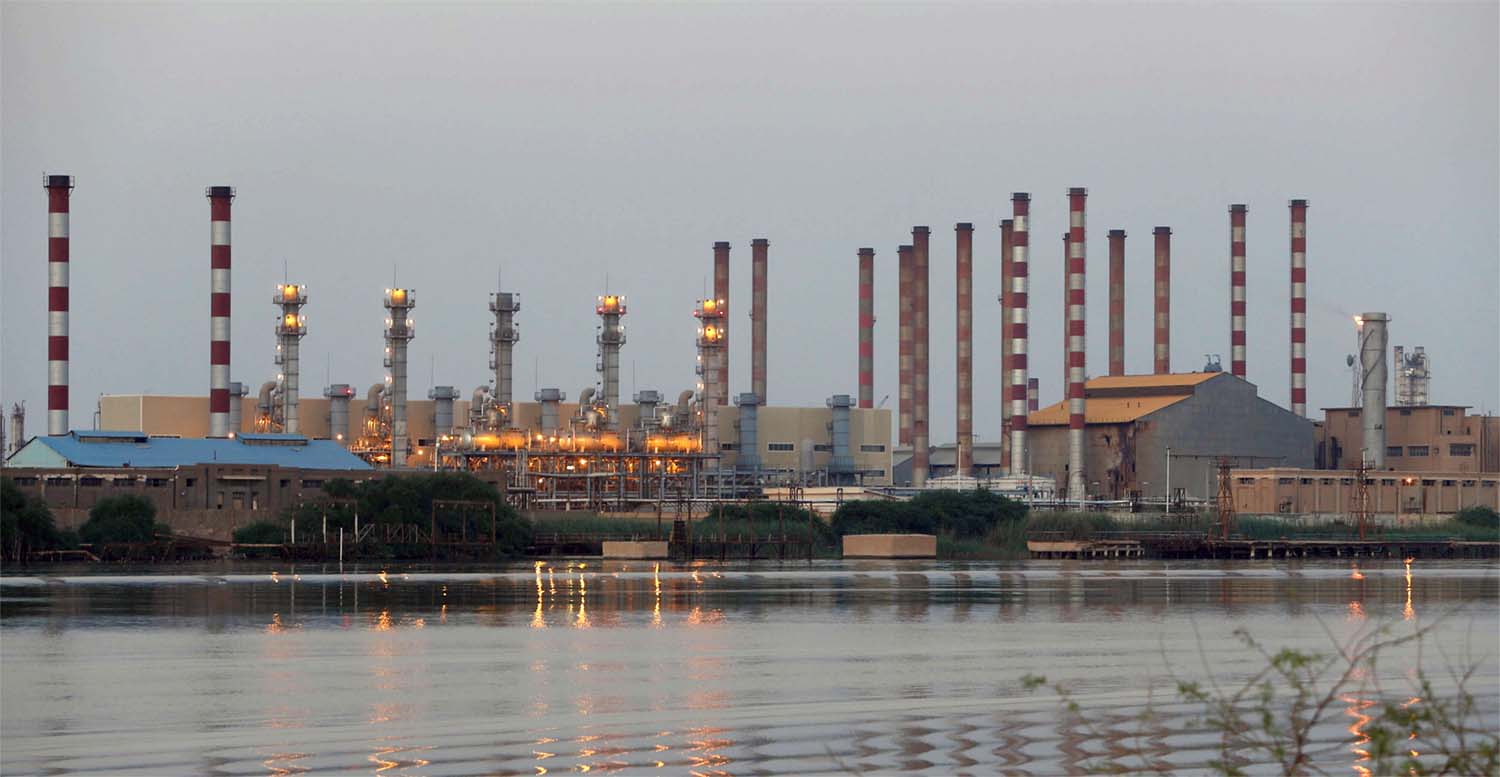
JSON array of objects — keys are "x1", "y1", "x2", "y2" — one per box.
[
  {"x1": 902, "y1": 372, "x2": 1315, "y2": 500},
  {"x1": 1230, "y1": 468, "x2": 1499, "y2": 516},
  {"x1": 1316, "y1": 405, "x2": 1499, "y2": 474}
]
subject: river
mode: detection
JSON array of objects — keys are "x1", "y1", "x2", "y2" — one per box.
[{"x1": 2, "y1": 559, "x2": 1496, "y2": 775}]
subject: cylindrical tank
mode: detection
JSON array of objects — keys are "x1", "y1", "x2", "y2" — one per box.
[
  {"x1": 736, "y1": 393, "x2": 760, "y2": 471},
  {"x1": 1359, "y1": 312, "x2": 1390, "y2": 468},
  {"x1": 536, "y1": 388, "x2": 564, "y2": 434},
  {"x1": 429, "y1": 385, "x2": 459, "y2": 437},
  {"x1": 324, "y1": 384, "x2": 353, "y2": 445},
  {"x1": 827, "y1": 394, "x2": 855, "y2": 482}
]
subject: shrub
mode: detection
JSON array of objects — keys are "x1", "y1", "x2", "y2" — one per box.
[
  {"x1": 831, "y1": 489, "x2": 1026, "y2": 539},
  {"x1": 1, "y1": 477, "x2": 71, "y2": 562},
  {"x1": 1454, "y1": 505, "x2": 1499, "y2": 532},
  {"x1": 232, "y1": 521, "x2": 287, "y2": 544},
  {"x1": 78, "y1": 494, "x2": 172, "y2": 545}
]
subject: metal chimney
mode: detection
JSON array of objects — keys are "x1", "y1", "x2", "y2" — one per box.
[
  {"x1": 274, "y1": 284, "x2": 307, "y2": 434},
  {"x1": 897, "y1": 243, "x2": 914, "y2": 447},
  {"x1": 429, "y1": 385, "x2": 459, "y2": 437},
  {"x1": 912, "y1": 226, "x2": 931, "y2": 487},
  {"x1": 596, "y1": 294, "x2": 626, "y2": 427},
  {"x1": 857, "y1": 248, "x2": 875, "y2": 409},
  {"x1": 206, "y1": 186, "x2": 235, "y2": 437},
  {"x1": 713, "y1": 241, "x2": 731, "y2": 405},
  {"x1": 1289, "y1": 199, "x2": 1309, "y2": 417},
  {"x1": 1359, "y1": 312, "x2": 1389, "y2": 467},
  {"x1": 536, "y1": 388, "x2": 564, "y2": 434},
  {"x1": 634, "y1": 389, "x2": 662, "y2": 432},
  {"x1": 1009, "y1": 194, "x2": 1032, "y2": 473},
  {"x1": 44, "y1": 175, "x2": 73, "y2": 436},
  {"x1": 827, "y1": 394, "x2": 855, "y2": 483},
  {"x1": 1066, "y1": 188, "x2": 1088, "y2": 503},
  {"x1": 999, "y1": 219, "x2": 1014, "y2": 473},
  {"x1": 1153, "y1": 226, "x2": 1172, "y2": 375},
  {"x1": 955, "y1": 222, "x2": 974, "y2": 477},
  {"x1": 694, "y1": 298, "x2": 726, "y2": 457},
  {"x1": 750, "y1": 238, "x2": 768, "y2": 404},
  {"x1": 1229, "y1": 205, "x2": 1248, "y2": 379},
  {"x1": 1108, "y1": 229, "x2": 1126, "y2": 376},
  {"x1": 489, "y1": 289, "x2": 520, "y2": 424},
  {"x1": 383, "y1": 288, "x2": 415, "y2": 465},
  {"x1": 227, "y1": 381, "x2": 247, "y2": 435}
]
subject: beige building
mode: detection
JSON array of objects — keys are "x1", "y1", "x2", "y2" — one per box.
[
  {"x1": 98, "y1": 394, "x2": 893, "y2": 484},
  {"x1": 1316, "y1": 405, "x2": 1499, "y2": 474},
  {"x1": 1232, "y1": 467, "x2": 1499, "y2": 516}
]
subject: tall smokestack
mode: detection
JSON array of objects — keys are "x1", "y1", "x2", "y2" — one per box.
[
  {"x1": 1153, "y1": 226, "x2": 1172, "y2": 375},
  {"x1": 1289, "y1": 199, "x2": 1309, "y2": 417},
  {"x1": 1230, "y1": 205, "x2": 1248, "y2": 379},
  {"x1": 713, "y1": 241, "x2": 730, "y2": 405},
  {"x1": 384, "y1": 288, "x2": 415, "y2": 466},
  {"x1": 1359, "y1": 312, "x2": 1389, "y2": 467},
  {"x1": 751, "y1": 238, "x2": 768, "y2": 404},
  {"x1": 1108, "y1": 229, "x2": 1125, "y2": 376},
  {"x1": 490, "y1": 288, "x2": 520, "y2": 423},
  {"x1": 695, "y1": 298, "x2": 726, "y2": 459},
  {"x1": 897, "y1": 244, "x2": 914, "y2": 446},
  {"x1": 1066, "y1": 188, "x2": 1088, "y2": 503},
  {"x1": 1028, "y1": 378, "x2": 1039, "y2": 412},
  {"x1": 206, "y1": 186, "x2": 235, "y2": 437},
  {"x1": 912, "y1": 226, "x2": 931, "y2": 487},
  {"x1": 1063, "y1": 231, "x2": 1070, "y2": 395},
  {"x1": 596, "y1": 294, "x2": 626, "y2": 427},
  {"x1": 999, "y1": 219, "x2": 1014, "y2": 473},
  {"x1": 1009, "y1": 194, "x2": 1031, "y2": 473},
  {"x1": 274, "y1": 284, "x2": 307, "y2": 434},
  {"x1": 857, "y1": 248, "x2": 875, "y2": 409},
  {"x1": 44, "y1": 175, "x2": 73, "y2": 436},
  {"x1": 955, "y1": 222, "x2": 974, "y2": 478}
]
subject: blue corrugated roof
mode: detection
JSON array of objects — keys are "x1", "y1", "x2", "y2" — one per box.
[{"x1": 18, "y1": 431, "x2": 371, "y2": 470}]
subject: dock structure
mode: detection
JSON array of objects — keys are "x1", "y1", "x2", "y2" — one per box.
[{"x1": 1028, "y1": 532, "x2": 1499, "y2": 560}]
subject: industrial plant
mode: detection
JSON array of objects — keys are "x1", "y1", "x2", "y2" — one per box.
[{"x1": 4, "y1": 176, "x2": 1496, "y2": 532}]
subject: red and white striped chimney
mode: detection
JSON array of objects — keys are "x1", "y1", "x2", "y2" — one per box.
[
  {"x1": 857, "y1": 248, "x2": 875, "y2": 409},
  {"x1": 45, "y1": 175, "x2": 74, "y2": 436},
  {"x1": 207, "y1": 186, "x2": 235, "y2": 438},
  {"x1": 1066, "y1": 188, "x2": 1087, "y2": 503},
  {"x1": 1230, "y1": 204, "x2": 1248, "y2": 379},
  {"x1": 1153, "y1": 226, "x2": 1172, "y2": 375},
  {"x1": 713, "y1": 241, "x2": 731, "y2": 406},
  {"x1": 1062, "y1": 231, "x2": 1070, "y2": 394},
  {"x1": 1028, "y1": 377, "x2": 1039, "y2": 412},
  {"x1": 897, "y1": 243, "x2": 914, "y2": 446},
  {"x1": 1289, "y1": 199, "x2": 1308, "y2": 417},
  {"x1": 1009, "y1": 194, "x2": 1031, "y2": 474},
  {"x1": 912, "y1": 226, "x2": 931, "y2": 487},
  {"x1": 955, "y1": 222, "x2": 974, "y2": 478},
  {"x1": 999, "y1": 219, "x2": 1014, "y2": 474},
  {"x1": 1108, "y1": 229, "x2": 1125, "y2": 377},
  {"x1": 751, "y1": 238, "x2": 768, "y2": 404}
]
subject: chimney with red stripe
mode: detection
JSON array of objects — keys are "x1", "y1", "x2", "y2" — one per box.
[
  {"x1": 1009, "y1": 194, "x2": 1031, "y2": 473},
  {"x1": 1230, "y1": 205, "x2": 1248, "y2": 379},
  {"x1": 1289, "y1": 199, "x2": 1308, "y2": 416},
  {"x1": 857, "y1": 248, "x2": 875, "y2": 409},
  {"x1": 45, "y1": 175, "x2": 74, "y2": 436},
  {"x1": 208, "y1": 186, "x2": 235, "y2": 438}
]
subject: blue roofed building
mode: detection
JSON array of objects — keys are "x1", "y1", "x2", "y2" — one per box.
[{"x1": 3, "y1": 431, "x2": 373, "y2": 540}]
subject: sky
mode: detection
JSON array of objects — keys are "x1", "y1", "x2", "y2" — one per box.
[{"x1": 3, "y1": 2, "x2": 1497, "y2": 445}]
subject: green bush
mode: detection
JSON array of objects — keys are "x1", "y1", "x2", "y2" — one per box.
[
  {"x1": 232, "y1": 521, "x2": 287, "y2": 544},
  {"x1": 831, "y1": 489, "x2": 1026, "y2": 539},
  {"x1": 2, "y1": 477, "x2": 72, "y2": 562},
  {"x1": 78, "y1": 494, "x2": 172, "y2": 545},
  {"x1": 1454, "y1": 505, "x2": 1499, "y2": 531}
]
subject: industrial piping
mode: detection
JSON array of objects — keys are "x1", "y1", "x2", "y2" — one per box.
[
  {"x1": 207, "y1": 186, "x2": 235, "y2": 437},
  {"x1": 912, "y1": 226, "x2": 930, "y2": 487},
  {"x1": 897, "y1": 243, "x2": 914, "y2": 446},
  {"x1": 751, "y1": 238, "x2": 768, "y2": 405},
  {"x1": 1009, "y1": 194, "x2": 1031, "y2": 474},
  {"x1": 44, "y1": 175, "x2": 73, "y2": 435},
  {"x1": 274, "y1": 284, "x2": 307, "y2": 434},
  {"x1": 1066, "y1": 188, "x2": 1088, "y2": 503},
  {"x1": 1358, "y1": 313, "x2": 1389, "y2": 467},
  {"x1": 1289, "y1": 199, "x2": 1309, "y2": 417},
  {"x1": 1108, "y1": 229, "x2": 1125, "y2": 377},
  {"x1": 955, "y1": 223, "x2": 974, "y2": 477},
  {"x1": 384, "y1": 288, "x2": 415, "y2": 466},
  {"x1": 1229, "y1": 205, "x2": 1248, "y2": 379},
  {"x1": 999, "y1": 219, "x2": 1014, "y2": 473},
  {"x1": 857, "y1": 248, "x2": 875, "y2": 409},
  {"x1": 713, "y1": 241, "x2": 730, "y2": 406},
  {"x1": 1153, "y1": 226, "x2": 1172, "y2": 375}
]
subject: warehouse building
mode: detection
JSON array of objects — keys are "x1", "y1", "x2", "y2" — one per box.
[
  {"x1": 904, "y1": 373, "x2": 1315, "y2": 500},
  {"x1": 1316, "y1": 404, "x2": 1500, "y2": 474}
]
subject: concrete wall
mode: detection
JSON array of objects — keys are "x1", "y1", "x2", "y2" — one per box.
[{"x1": 1232, "y1": 468, "x2": 1500, "y2": 515}]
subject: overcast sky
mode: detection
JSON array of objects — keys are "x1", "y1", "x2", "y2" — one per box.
[{"x1": 4, "y1": 2, "x2": 1497, "y2": 443}]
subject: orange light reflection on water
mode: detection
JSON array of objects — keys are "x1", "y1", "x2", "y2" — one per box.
[
  {"x1": 1342, "y1": 694, "x2": 1377, "y2": 777},
  {"x1": 1404, "y1": 558, "x2": 1416, "y2": 621}
]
